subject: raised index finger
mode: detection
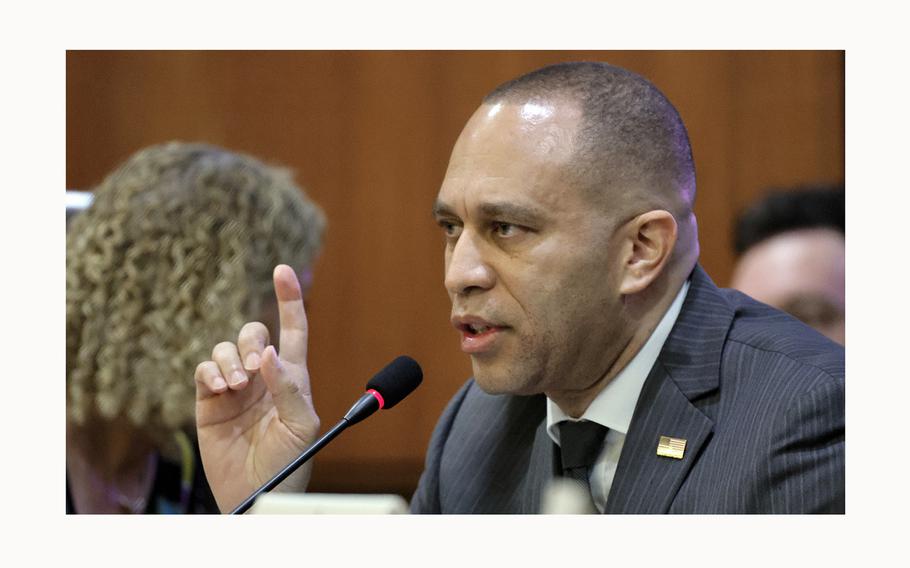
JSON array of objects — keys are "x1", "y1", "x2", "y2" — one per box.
[{"x1": 273, "y1": 264, "x2": 309, "y2": 365}]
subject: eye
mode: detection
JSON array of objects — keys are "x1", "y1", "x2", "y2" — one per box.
[
  {"x1": 437, "y1": 219, "x2": 462, "y2": 239},
  {"x1": 493, "y1": 222, "x2": 520, "y2": 237}
]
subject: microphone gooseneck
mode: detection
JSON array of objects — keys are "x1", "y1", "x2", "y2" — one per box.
[{"x1": 229, "y1": 356, "x2": 423, "y2": 514}]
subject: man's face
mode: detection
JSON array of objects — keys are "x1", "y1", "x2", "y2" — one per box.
[
  {"x1": 433, "y1": 100, "x2": 628, "y2": 396},
  {"x1": 730, "y1": 228, "x2": 845, "y2": 345}
]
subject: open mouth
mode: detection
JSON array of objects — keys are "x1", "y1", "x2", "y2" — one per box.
[
  {"x1": 454, "y1": 318, "x2": 508, "y2": 353},
  {"x1": 458, "y1": 322, "x2": 510, "y2": 340},
  {"x1": 461, "y1": 323, "x2": 495, "y2": 335}
]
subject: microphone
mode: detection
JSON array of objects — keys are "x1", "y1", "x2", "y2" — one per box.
[{"x1": 229, "y1": 355, "x2": 423, "y2": 514}]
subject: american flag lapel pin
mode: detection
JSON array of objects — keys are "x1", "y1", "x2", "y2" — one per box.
[{"x1": 657, "y1": 436, "x2": 687, "y2": 460}]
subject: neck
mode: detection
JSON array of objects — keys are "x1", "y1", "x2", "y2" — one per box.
[{"x1": 546, "y1": 270, "x2": 685, "y2": 418}]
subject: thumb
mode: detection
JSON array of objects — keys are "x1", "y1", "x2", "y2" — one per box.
[{"x1": 259, "y1": 345, "x2": 320, "y2": 443}]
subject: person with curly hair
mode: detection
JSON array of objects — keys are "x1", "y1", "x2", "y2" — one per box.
[{"x1": 66, "y1": 142, "x2": 326, "y2": 513}]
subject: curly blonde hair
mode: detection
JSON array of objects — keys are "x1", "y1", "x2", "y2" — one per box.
[{"x1": 66, "y1": 142, "x2": 326, "y2": 438}]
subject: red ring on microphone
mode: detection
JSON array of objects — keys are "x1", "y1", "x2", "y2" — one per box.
[{"x1": 367, "y1": 388, "x2": 385, "y2": 409}]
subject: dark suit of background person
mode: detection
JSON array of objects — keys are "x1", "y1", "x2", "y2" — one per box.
[{"x1": 409, "y1": 265, "x2": 845, "y2": 513}]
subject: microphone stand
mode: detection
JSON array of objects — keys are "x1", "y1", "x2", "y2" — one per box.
[{"x1": 229, "y1": 392, "x2": 380, "y2": 515}]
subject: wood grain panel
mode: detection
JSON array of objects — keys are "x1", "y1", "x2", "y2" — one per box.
[{"x1": 66, "y1": 50, "x2": 844, "y2": 498}]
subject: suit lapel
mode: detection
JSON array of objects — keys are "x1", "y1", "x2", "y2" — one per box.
[
  {"x1": 606, "y1": 265, "x2": 732, "y2": 513},
  {"x1": 522, "y1": 415, "x2": 559, "y2": 512},
  {"x1": 605, "y1": 361, "x2": 713, "y2": 513},
  {"x1": 441, "y1": 391, "x2": 554, "y2": 513}
]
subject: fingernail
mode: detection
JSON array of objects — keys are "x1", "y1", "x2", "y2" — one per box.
[
  {"x1": 263, "y1": 345, "x2": 281, "y2": 368},
  {"x1": 271, "y1": 348, "x2": 283, "y2": 371},
  {"x1": 245, "y1": 352, "x2": 261, "y2": 370},
  {"x1": 230, "y1": 370, "x2": 248, "y2": 386},
  {"x1": 213, "y1": 376, "x2": 228, "y2": 391}
]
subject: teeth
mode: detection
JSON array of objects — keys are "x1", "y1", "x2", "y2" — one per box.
[{"x1": 469, "y1": 324, "x2": 489, "y2": 334}]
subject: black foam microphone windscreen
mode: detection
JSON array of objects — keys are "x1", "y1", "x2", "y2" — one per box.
[{"x1": 365, "y1": 355, "x2": 423, "y2": 409}]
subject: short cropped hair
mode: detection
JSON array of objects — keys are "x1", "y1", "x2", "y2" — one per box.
[
  {"x1": 484, "y1": 61, "x2": 696, "y2": 217},
  {"x1": 66, "y1": 142, "x2": 326, "y2": 438},
  {"x1": 734, "y1": 185, "x2": 845, "y2": 255}
]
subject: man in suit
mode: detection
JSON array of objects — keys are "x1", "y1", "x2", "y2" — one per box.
[{"x1": 194, "y1": 62, "x2": 844, "y2": 513}]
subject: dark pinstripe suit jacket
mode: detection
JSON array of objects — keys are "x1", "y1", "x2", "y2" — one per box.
[{"x1": 410, "y1": 265, "x2": 845, "y2": 513}]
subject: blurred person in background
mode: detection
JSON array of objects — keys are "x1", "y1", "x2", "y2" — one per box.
[
  {"x1": 730, "y1": 185, "x2": 844, "y2": 345},
  {"x1": 66, "y1": 142, "x2": 326, "y2": 513}
]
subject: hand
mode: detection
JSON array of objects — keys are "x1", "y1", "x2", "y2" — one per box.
[{"x1": 194, "y1": 264, "x2": 320, "y2": 513}]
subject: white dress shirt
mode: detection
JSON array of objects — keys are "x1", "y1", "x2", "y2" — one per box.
[{"x1": 546, "y1": 280, "x2": 690, "y2": 512}]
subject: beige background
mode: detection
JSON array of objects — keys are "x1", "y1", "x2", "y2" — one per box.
[{"x1": 67, "y1": 50, "x2": 844, "y2": 496}]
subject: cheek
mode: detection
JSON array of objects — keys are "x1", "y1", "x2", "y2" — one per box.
[
  {"x1": 443, "y1": 249, "x2": 453, "y2": 293},
  {"x1": 537, "y1": 261, "x2": 620, "y2": 338}
]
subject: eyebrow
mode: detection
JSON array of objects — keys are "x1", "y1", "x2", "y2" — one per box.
[
  {"x1": 432, "y1": 200, "x2": 547, "y2": 225},
  {"x1": 431, "y1": 200, "x2": 457, "y2": 219}
]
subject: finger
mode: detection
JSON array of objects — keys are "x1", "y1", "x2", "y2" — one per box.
[
  {"x1": 238, "y1": 321, "x2": 270, "y2": 372},
  {"x1": 195, "y1": 361, "x2": 228, "y2": 400},
  {"x1": 260, "y1": 345, "x2": 319, "y2": 440},
  {"x1": 273, "y1": 264, "x2": 309, "y2": 366},
  {"x1": 211, "y1": 341, "x2": 250, "y2": 390}
]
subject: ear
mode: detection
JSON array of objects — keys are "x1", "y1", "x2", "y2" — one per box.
[{"x1": 618, "y1": 210, "x2": 678, "y2": 295}]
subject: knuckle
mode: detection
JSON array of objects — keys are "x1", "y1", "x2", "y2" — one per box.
[
  {"x1": 239, "y1": 321, "x2": 269, "y2": 343},
  {"x1": 194, "y1": 361, "x2": 208, "y2": 378},
  {"x1": 212, "y1": 341, "x2": 238, "y2": 358},
  {"x1": 195, "y1": 361, "x2": 215, "y2": 382},
  {"x1": 240, "y1": 320, "x2": 265, "y2": 333}
]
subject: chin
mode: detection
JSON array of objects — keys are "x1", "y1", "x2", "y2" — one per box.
[{"x1": 470, "y1": 358, "x2": 543, "y2": 396}]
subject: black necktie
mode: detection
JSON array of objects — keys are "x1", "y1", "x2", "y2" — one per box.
[{"x1": 558, "y1": 420, "x2": 608, "y2": 506}]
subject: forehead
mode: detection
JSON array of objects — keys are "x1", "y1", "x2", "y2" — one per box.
[
  {"x1": 436, "y1": 101, "x2": 587, "y2": 214},
  {"x1": 732, "y1": 229, "x2": 845, "y2": 304}
]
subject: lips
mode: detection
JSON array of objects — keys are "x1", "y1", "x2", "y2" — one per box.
[
  {"x1": 451, "y1": 315, "x2": 509, "y2": 354},
  {"x1": 451, "y1": 315, "x2": 505, "y2": 333}
]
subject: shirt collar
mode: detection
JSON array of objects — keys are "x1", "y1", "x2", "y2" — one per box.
[{"x1": 546, "y1": 280, "x2": 690, "y2": 443}]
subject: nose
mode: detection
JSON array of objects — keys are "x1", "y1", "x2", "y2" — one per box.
[{"x1": 445, "y1": 231, "x2": 495, "y2": 297}]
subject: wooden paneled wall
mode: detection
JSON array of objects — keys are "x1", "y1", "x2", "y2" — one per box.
[{"x1": 66, "y1": 51, "x2": 844, "y2": 497}]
